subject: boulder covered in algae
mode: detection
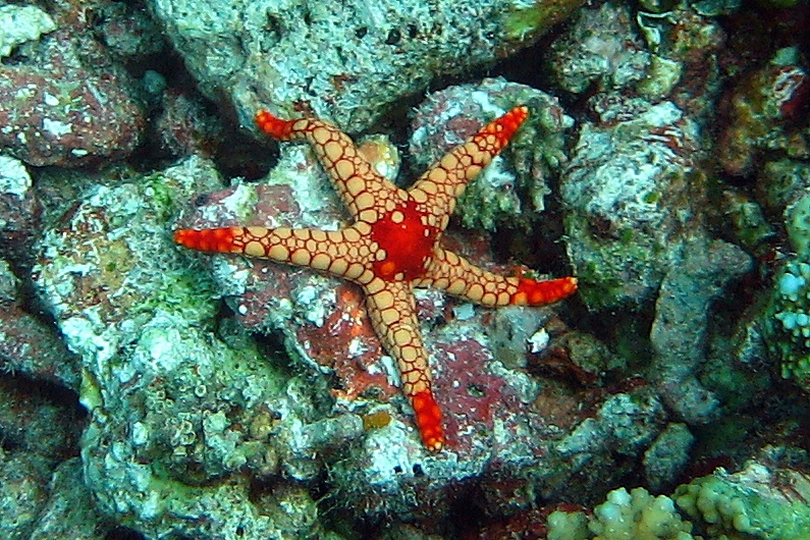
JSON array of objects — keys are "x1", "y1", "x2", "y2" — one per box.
[
  {"x1": 34, "y1": 157, "x2": 347, "y2": 539},
  {"x1": 551, "y1": 2, "x2": 730, "y2": 312},
  {"x1": 0, "y1": 4, "x2": 145, "y2": 168},
  {"x1": 146, "y1": 0, "x2": 585, "y2": 132}
]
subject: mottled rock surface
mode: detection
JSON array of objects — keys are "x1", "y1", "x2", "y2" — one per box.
[
  {"x1": 147, "y1": 0, "x2": 585, "y2": 131},
  {"x1": 0, "y1": 6, "x2": 144, "y2": 167}
]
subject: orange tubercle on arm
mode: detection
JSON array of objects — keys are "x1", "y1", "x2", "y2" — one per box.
[
  {"x1": 511, "y1": 276, "x2": 578, "y2": 306},
  {"x1": 255, "y1": 109, "x2": 295, "y2": 140},
  {"x1": 173, "y1": 228, "x2": 239, "y2": 253},
  {"x1": 489, "y1": 105, "x2": 529, "y2": 147},
  {"x1": 411, "y1": 389, "x2": 444, "y2": 451}
]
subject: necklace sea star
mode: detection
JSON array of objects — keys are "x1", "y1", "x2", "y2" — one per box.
[{"x1": 174, "y1": 105, "x2": 577, "y2": 451}]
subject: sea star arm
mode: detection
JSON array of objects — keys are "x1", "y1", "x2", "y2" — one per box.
[
  {"x1": 173, "y1": 225, "x2": 386, "y2": 283},
  {"x1": 409, "y1": 106, "x2": 529, "y2": 228},
  {"x1": 363, "y1": 279, "x2": 444, "y2": 451},
  {"x1": 255, "y1": 110, "x2": 405, "y2": 221},
  {"x1": 415, "y1": 247, "x2": 578, "y2": 307}
]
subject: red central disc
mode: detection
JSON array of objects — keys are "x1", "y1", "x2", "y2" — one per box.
[{"x1": 370, "y1": 200, "x2": 438, "y2": 281}]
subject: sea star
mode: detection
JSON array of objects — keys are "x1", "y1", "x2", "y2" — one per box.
[{"x1": 174, "y1": 105, "x2": 577, "y2": 451}]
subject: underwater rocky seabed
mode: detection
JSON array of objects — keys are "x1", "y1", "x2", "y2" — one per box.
[{"x1": 1, "y1": 0, "x2": 810, "y2": 538}]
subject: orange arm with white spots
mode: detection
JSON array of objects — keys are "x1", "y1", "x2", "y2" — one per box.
[
  {"x1": 363, "y1": 280, "x2": 444, "y2": 451},
  {"x1": 409, "y1": 106, "x2": 529, "y2": 226},
  {"x1": 416, "y1": 248, "x2": 578, "y2": 307},
  {"x1": 255, "y1": 110, "x2": 405, "y2": 221}
]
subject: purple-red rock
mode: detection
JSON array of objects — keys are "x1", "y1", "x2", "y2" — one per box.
[
  {"x1": 0, "y1": 28, "x2": 144, "y2": 167},
  {"x1": 0, "y1": 258, "x2": 80, "y2": 390},
  {"x1": 0, "y1": 303, "x2": 81, "y2": 391}
]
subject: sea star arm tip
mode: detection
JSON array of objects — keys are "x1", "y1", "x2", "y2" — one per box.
[
  {"x1": 487, "y1": 105, "x2": 530, "y2": 145},
  {"x1": 255, "y1": 109, "x2": 295, "y2": 139},
  {"x1": 412, "y1": 389, "x2": 444, "y2": 451},
  {"x1": 174, "y1": 227, "x2": 239, "y2": 253},
  {"x1": 511, "y1": 276, "x2": 578, "y2": 306}
]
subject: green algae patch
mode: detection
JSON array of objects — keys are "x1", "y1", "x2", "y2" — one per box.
[
  {"x1": 35, "y1": 158, "x2": 225, "y2": 340},
  {"x1": 504, "y1": 0, "x2": 587, "y2": 42},
  {"x1": 675, "y1": 462, "x2": 810, "y2": 539}
]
